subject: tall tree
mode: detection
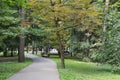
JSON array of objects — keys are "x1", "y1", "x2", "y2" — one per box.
[
  {"x1": 17, "y1": 0, "x2": 29, "y2": 62},
  {"x1": 29, "y1": 0, "x2": 101, "y2": 68},
  {"x1": 29, "y1": 0, "x2": 72, "y2": 68},
  {"x1": 18, "y1": 8, "x2": 25, "y2": 62},
  {"x1": 0, "y1": 0, "x2": 20, "y2": 56}
]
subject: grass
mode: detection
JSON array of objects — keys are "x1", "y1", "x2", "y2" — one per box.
[
  {"x1": 0, "y1": 58, "x2": 33, "y2": 80},
  {"x1": 52, "y1": 58, "x2": 120, "y2": 80}
]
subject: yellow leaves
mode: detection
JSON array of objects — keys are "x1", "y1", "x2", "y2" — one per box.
[
  {"x1": 28, "y1": 0, "x2": 102, "y2": 34},
  {"x1": 50, "y1": 32, "x2": 57, "y2": 40},
  {"x1": 20, "y1": 21, "x2": 31, "y2": 27}
]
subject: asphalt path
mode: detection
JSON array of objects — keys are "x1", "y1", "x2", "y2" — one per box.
[{"x1": 7, "y1": 53, "x2": 60, "y2": 80}]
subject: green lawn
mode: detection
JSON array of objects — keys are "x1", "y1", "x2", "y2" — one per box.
[
  {"x1": 52, "y1": 58, "x2": 120, "y2": 80},
  {"x1": 0, "y1": 58, "x2": 32, "y2": 80}
]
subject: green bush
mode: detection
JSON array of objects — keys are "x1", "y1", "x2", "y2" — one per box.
[
  {"x1": 112, "y1": 66, "x2": 120, "y2": 74},
  {"x1": 75, "y1": 53, "x2": 84, "y2": 61},
  {"x1": 97, "y1": 9, "x2": 120, "y2": 72}
]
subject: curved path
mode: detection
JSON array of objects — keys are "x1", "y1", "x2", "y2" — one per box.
[{"x1": 7, "y1": 53, "x2": 60, "y2": 80}]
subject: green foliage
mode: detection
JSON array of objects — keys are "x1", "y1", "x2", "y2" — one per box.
[
  {"x1": 99, "y1": 30, "x2": 120, "y2": 66},
  {"x1": 80, "y1": 41, "x2": 91, "y2": 49},
  {"x1": 97, "y1": 8, "x2": 120, "y2": 73},
  {"x1": 0, "y1": 0, "x2": 20, "y2": 53},
  {"x1": 112, "y1": 66, "x2": 120, "y2": 74},
  {"x1": 69, "y1": 27, "x2": 101, "y2": 61}
]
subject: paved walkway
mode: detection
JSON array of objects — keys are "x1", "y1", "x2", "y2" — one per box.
[{"x1": 7, "y1": 53, "x2": 60, "y2": 80}]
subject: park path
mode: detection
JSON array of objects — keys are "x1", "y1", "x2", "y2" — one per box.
[{"x1": 7, "y1": 53, "x2": 60, "y2": 80}]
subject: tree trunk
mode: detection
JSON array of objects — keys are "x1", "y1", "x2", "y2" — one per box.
[
  {"x1": 35, "y1": 47, "x2": 37, "y2": 54},
  {"x1": 18, "y1": 36, "x2": 25, "y2": 62},
  {"x1": 70, "y1": 52, "x2": 72, "y2": 57},
  {"x1": 27, "y1": 44, "x2": 29, "y2": 53},
  {"x1": 58, "y1": 50, "x2": 61, "y2": 58},
  {"x1": 3, "y1": 49, "x2": 7, "y2": 57},
  {"x1": 18, "y1": 7, "x2": 25, "y2": 62},
  {"x1": 103, "y1": 0, "x2": 109, "y2": 32},
  {"x1": 51, "y1": 0, "x2": 65, "y2": 68},
  {"x1": 56, "y1": 32, "x2": 65, "y2": 68},
  {"x1": 11, "y1": 48, "x2": 14, "y2": 57},
  {"x1": 32, "y1": 47, "x2": 35, "y2": 54},
  {"x1": 56, "y1": 21, "x2": 65, "y2": 68},
  {"x1": 54, "y1": 18, "x2": 65, "y2": 68}
]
